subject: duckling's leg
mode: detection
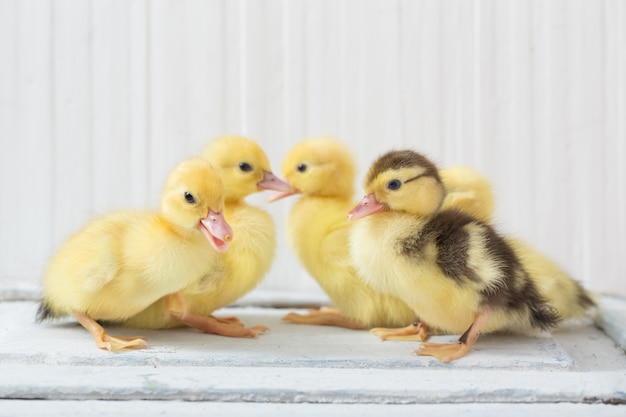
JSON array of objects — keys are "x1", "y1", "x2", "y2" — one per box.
[
  {"x1": 73, "y1": 311, "x2": 148, "y2": 352},
  {"x1": 416, "y1": 308, "x2": 491, "y2": 363},
  {"x1": 370, "y1": 320, "x2": 430, "y2": 341},
  {"x1": 165, "y1": 293, "x2": 269, "y2": 338},
  {"x1": 282, "y1": 308, "x2": 364, "y2": 330}
]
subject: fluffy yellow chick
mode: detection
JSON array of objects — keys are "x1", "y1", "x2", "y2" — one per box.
[
  {"x1": 36, "y1": 158, "x2": 233, "y2": 351},
  {"x1": 439, "y1": 166, "x2": 494, "y2": 224},
  {"x1": 269, "y1": 137, "x2": 416, "y2": 329},
  {"x1": 121, "y1": 135, "x2": 290, "y2": 337},
  {"x1": 348, "y1": 150, "x2": 595, "y2": 362}
]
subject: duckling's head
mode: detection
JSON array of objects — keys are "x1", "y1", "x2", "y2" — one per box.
[
  {"x1": 348, "y1": 150, "x2": 445, "y2": 220},
  {"x1": 203, "y1": 135, "x2": 291, "y2": 202},
  {"x1": 161, "y1": 158, "x2": 233, "y2": 252},
  {"x1": 269, "y1": 136, "x2": 356, "y2": 201}
]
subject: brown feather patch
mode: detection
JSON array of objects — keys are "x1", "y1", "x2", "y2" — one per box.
[{"x1": 366, "y1": 150, "x2": 441, "y2": 186}]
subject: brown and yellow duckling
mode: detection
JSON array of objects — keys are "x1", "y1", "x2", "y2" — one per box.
[{"x1": 348, "y1": 150, "x2": 595, "y2": 362}]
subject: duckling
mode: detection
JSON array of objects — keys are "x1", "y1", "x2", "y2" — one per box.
[
  {"x1": 505, "y1": 237, "x2": 596, "y2": 320},
  {"x1": 439, "y1": 166, "x2": 494, "y2": 224},
  {"x1": 369, "y1": 164, "x2": 495, "y2": 341},
  {"x1": 121, "y1": 135, "x2": 290, "y2": 337},
  {"x1": 36, "y1": 158, "x2": 233, "y2": 351},
  {"x1": 348, "y1": 150, "x2": 595, "y2": 362},
  {"x1": 269, "y1": 137, "x2": 417, "y2": 329}
]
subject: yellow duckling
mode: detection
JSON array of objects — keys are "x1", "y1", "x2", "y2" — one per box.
[
  {"x1": 36, "y1": 158, "x2": 233, "y2": 351},
  {"x1": 121, "y1": 135, "x2": 290, "y2": 337},
  {"x1": 269, "y1": 137, "x2": 416, "y2": 329},
  {"x1": 439, "y1": 166, "x2": 494, "y2": 224},
  {"x1": 348, "y1": 150, "x2": 595, "y2": 362}
]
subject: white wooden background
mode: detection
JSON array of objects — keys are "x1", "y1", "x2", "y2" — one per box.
[{"x1": 0, "y1": 0, "x2": 624, "y2": 299}]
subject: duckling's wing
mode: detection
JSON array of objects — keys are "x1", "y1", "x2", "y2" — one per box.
[
  {"x1": 322, "y1": 226, "x2": 353, "y2": 269},
  {"x1": 79, "y1": 232, "x2": 121, "y2": 293}
]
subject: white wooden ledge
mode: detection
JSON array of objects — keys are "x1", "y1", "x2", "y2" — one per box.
[{"x1": 0, "y1": 295, "x2": 625, "y2": 416}]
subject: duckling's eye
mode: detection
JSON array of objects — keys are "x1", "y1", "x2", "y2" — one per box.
[
  {"x1": 239, "y1": 162, "x2": 253, "y2": 172},
  {"x1": 184, "y1": 192, "x2": 196, "y2": 204},
  {"x1": 386, "y1": 179, "x2": 402, "y2": 191},
  {"x1": 297, "y1": 163, "x2": 307, "y2": 173}
]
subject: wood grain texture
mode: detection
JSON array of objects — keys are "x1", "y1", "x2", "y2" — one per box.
[{"x1": 0, "y1": 0, "x2": 624, "y2": 297}]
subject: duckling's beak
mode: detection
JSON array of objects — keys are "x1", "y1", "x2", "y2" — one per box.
[
  {"x1": 199, "y1": 210, "x2": 233, "y2": 253},
  {"x1": 257, "y1": 171, "x2": 292, "y2": 192},
  {"x1": 266, "y1": 179, "x2": 299, "y2": 202},
  {"x1": 347, "y1": 194, "x2": 386, "y2": 221}
]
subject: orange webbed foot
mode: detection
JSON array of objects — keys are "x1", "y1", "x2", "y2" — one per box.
[
  {"x1": 73, "y1": 310, "x2": 149, "y2": 352},
  {"x1": 179, "y1": 313, "x2": 269, "y2": 338},
  {"x1": 370, "y1": 321, "x2": 429, "y2": 342},
  {"x1": 414, "y1": 342, "x2": 470, "y2": 363},
  {"x1": 414, "y1": 308, "x2": 492, "y2": 363},
  {"x1": 165, "y1": 293, "x2": 269, "y2": 338},
  {"x1": 282, "y1": 308, "x2": 364, "y2": 330},
  {"x1": 97, "y1": 334, "x2": 149, "y2": 352}
]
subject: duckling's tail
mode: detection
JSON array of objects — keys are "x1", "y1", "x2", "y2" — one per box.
[
  {"x1": 574, "y1": 282, "x2": 600, "y2": 320},
  {"x1": 35, "y1": 301, "x2": 54, "y2": 322}
]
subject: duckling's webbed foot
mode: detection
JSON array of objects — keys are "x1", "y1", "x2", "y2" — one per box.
[
  {"x1": 282, "y1": 308, "x2": 364, "y2": 330},
  {"x1": 211, "y1": 315, "x2": 244, "y2": 326},
  {"x1": 415, "y1": 308, "x2": 491, "y2": 363},
  {"x1": 73, "y1": 311, "x2": 148, "y2": 352},
  {"x1": 370, "y1": 320, "x2": 430, "y2": 341},
  {"x1": 165, "y1": 292, "x2": 268, "y2": 338},
  {"x1": 177, "y1": 312, "x2": 269, "y2": 338}
]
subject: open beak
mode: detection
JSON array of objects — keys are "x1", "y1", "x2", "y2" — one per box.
[
  {"x1": 257, "y1": 171, "x2": 292, "y2": 192},
  {"x1": 347, "y1": 194, "x2": 386, "y2": 221},
  {"x1": 198, "y1": 209, "x2": 233, "y2": 252}
]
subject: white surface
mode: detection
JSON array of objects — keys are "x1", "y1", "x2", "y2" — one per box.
[
  {"x1": 0, "y1": 401, "x2": 624, "y2": 417},
  {"x1": 0, "y1": 0, "x2": 625, "y2": 297},
  {"x1": 596, "y1": 295, "x2": 626, "y2": 351},
  {"x1": 0, "y1": 300, "x2": 625, "y2": 411}
]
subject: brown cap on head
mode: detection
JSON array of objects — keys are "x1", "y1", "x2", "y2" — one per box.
[{"x1": 366, "y1": 150, "x2": 441, "y2": 186}]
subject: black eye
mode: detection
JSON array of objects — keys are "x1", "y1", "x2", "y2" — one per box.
[
  {"x1": 386, "y1": 179, "x2": 402, "y2": 191},
  {"x1": 239, "y1": 162, "x2": 253, "y2": 172},
  {"x1": 184, "y1": 192, "x2": 196, "y2": 204},
  {"x1": 297, "y1": 163, "x2": 307, "y2": 173}
]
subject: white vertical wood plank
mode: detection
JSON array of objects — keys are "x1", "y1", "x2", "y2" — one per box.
[
  {"x1": 397, "y1": 0, "x2": 444, "y2": 159},
  {"x1": 341, "y1": 0, "x2": 403, "y2": 164},
  {"x1": 280, "y1": 0, "x2": 306, "y2": 143},
  {"x1": 51, "y1": 0, "x2": 93, "y2": 247},
  {"x1": 439, "y1": 0, "x2": 477, "y2": 167},
  {"x1": 10, "y1": 0, "x2": 53, "y2": 282},
  {"x1": 148, "y1": 0, "x2": 190, "y2": 200},
  {"x1": 489, "y1": 0, "x2": 516, "y2": 231},
  {"x1": 221, "y1": 0, "x2": 244, "y2": 133},
  {"x1": 91, "y1": 1, "x2": 132, "y2": 213},
  {"x1": 396, "y1": 0, "x2": 424, "y2": 162},
  {"x1": 300, "y1": 0, "x2": 343, "y2": 138},
  {"x1": 566, "y1": 0, "x2": 606, "y2": 289},
  {"x1": 505, "y1": 0, "x2": 533, "y2": 235},
  {"x1": 544, "y1": 0, "x2": 574, "y2": 276},
  {"x1": 336, "y1": 0, "x2": 367, "y2": 166},
  {"x1": 602, "y1": 0, "x2": 625, "y2": 295},
  {"x1": 128, "y1": 0, "x2": 150, "y2": 208},
  {"x1": 243, "y1": 0, "x2": 284, "y2": 142},
  {"x1": 0, "y1": 0, "x2": 19, "y2": 281},
  {"x1": 184, "y1": 0, "x2": 227, "y2": 151},
  {"x1": 474, "y1": 0, "x2": 496, "y2": 182},
  {"x1": 529, "y1": 0, "x2": 556, "y2": 252}
]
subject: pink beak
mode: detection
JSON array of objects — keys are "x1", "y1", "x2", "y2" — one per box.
[
  {"x1": 257, "y1": 171, "x2": 292, "y2": 192},
  {"x1": 199, "y1": 209, "x2": 233, "y2": 253},
  {"x1": 267, "y1": 177, "x2": 299, "y2": 202},
  {"x1": 347, "y1": 194, "x2": 386, "y2": 221}
]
